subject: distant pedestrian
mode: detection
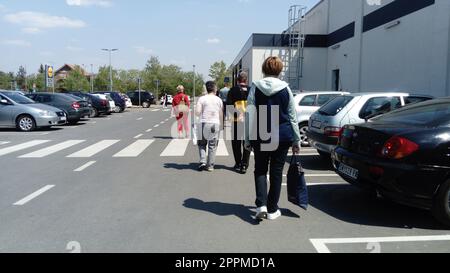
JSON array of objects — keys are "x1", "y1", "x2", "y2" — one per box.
[
  {"x1": 245, "y1": 56, "x2": 301, "y2": 221},
  {"x1": 172, "y1": 85, "x2": 191, "y2": 139},
  {"x1": 163, "y1": 93, "x2": 168, "y2": 108},
  {"x1": 196, "y1": 81, "x2": 223, "y2": 172},
  {"x1": 226, "y1": 72, "x2": 250, "y2": 174},
  {"x1": 219, "y1": 82, "x2": 230, "y2": 122}
]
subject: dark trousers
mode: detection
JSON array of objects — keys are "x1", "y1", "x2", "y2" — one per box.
[
  {"x1": 253, "y1": 142, "x2": 291, "y2": 213},
  {"x1": 232, "y1": 122, "x2": 250, "y2": 167}
]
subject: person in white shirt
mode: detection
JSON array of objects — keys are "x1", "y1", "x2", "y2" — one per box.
[{"x1": 195, "y1": 81, "x2": 223, "y2": 172}]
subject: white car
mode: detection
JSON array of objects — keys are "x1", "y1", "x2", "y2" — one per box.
[
  {"x1": 93, "y1": 94, "x2": 115, "y2": 114},
  {"x1": 294, "y1": 91, "x2": 350, "y2": 146},
  {"x1": 160, "y1": 95, "x2": 173, "y2": 105}
]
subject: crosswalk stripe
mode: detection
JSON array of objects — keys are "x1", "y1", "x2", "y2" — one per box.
[
  {"x1": 19, "y1": 140, "x2": 85, "y2": 158},
  {"x1": 0, "y1": 140, "x2": 51, "y2": 157},
  {"x1": 67, "y1": 140, "x2": 120, "y2": 158},
  {"x1": 0, "y1": 141, "x2": 10, "y2": 146},
  {"x1": 152, "y1": 109, "x2": 160, "y2": 112},
  {"x1": 20, "y1": 140, "x2": 85, "y2": 158},
  {"x1": 160, "y1": 139, "x2": 190, "y2": 157},
  {"x1": 114, "y1": 140, "x2": 154, "y2": 158},
  {"x1": 216, "y1": 140, "x2": 229, "y2": 156}
]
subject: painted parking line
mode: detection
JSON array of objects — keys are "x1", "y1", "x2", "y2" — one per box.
[
  {"x1": 13, "y1": 185, "x2": 55, "y2": 206},
  {"x1": 74, "y1": 161, "x2": 96, "y2": 172},
  {"x1": 154, "y1": 124, "x2": 160, "y2": 128},
  {"x1": 146, "y1": 129, "x2": 153, "y2": 133},
  {"x1": 310, "y1": 235, "x2": 450, "y2": 253},
  {"x1": 152, "y1": 109, "x2": 160, "y2": 112},
  {"x1": 0, "y1": 140, "x2": 51, "y2": 157},
  {"x1": 134, "y1": 134, "x2": 144, "y2": 139},
  {"x1": 137, "y1": 117, "x2": 143, "y2": 121},
  {"x1": 0, "y1": 141, "x2": 10, "y2": 146},
  {"x1": 160, "y1": 121, "x2": 165, "y2": 124}
]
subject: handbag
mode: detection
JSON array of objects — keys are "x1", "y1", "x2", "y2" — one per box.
[{"x1": 287, "y1": 154, "x2": 309, "y2": 210}]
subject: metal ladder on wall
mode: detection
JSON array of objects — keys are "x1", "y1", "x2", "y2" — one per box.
[{"x1": 285, "y1": 5, "x2": 307, "y2": 90}]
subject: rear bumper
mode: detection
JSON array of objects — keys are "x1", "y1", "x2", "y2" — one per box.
[
  {"x1": 67, "y1": 108, "x2": 91, "y2": 120},
  {"x1": 332, "y1": 147, "x2": 447, "y2": 210},
  {"x1": 307, "y1": 130, "x2": 338, "y2": 154}
]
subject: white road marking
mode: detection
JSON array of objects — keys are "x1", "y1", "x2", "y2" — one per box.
[
  {"x1": 154, "y1": 124, "x2": 159, "y2": 128},
  {"x1": 19, "y1": 140, "x2": 85, "y2": 158},
  {"x1": 114, "y1": 140, "x2": 154, "y2": 157},
  {"x1": 67, "y1": 140, "x2": 120, "y2": 158},
  {"x1": 137, "y1": 117, "x2": 143, "y2": 120},
  {"x1": 152, "y1": 109, "x2": 160, "y2": 112},
  {"x1": 160, "y1": 121, "x2": 165, "y2": 124},
  {"x1": 134, "y1": 134, "x2": 144, "y2": 139},
  {"x1": 146, "y1": 129, "x2": 153, "y2": 133},
  {"x1": 216, "y1": 140, "x2": 229, "y2": 156},
  {"x1": 161, "y1": 139, "x2": 190, "y2": 157},
  {"x1": 0, "y1": 141, "x2": 10, "y2": 146},
  {"x1": 310, "y1": 235, "x2": 450, "y2": 254},
  {"x1": 74, "y1": 161, "x2": 97, "y2": 172},
  {"x1": 13, "y1": 185, "x2": 55, "y2": 206},
  {"x1": 0, "y1": 140, "x2": 51, "y2": 156}
]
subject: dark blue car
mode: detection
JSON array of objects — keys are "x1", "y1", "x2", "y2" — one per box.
[{"x1": 95, "y1": 92, "x2": 126, "y2": 113}]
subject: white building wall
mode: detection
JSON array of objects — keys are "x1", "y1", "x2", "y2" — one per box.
[{"x1": 252, "y1": 48, "x2": 289, "y2": 83}]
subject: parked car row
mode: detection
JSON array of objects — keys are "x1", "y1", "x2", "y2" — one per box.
[{"x1": 0, "y1": 90, "x2": 156, "y2": 132}]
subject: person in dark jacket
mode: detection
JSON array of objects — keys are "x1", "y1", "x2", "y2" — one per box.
[
  {"x1": 245, "y1": 57, "x2": 301, "y2": 221},
  {"x1": 226, "y1": 72, "x2": 251, "y2": 174}
]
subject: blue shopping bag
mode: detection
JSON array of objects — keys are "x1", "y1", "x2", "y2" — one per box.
[{"x1": 287, "y1": 154, "x2": 309, "y2": 210}]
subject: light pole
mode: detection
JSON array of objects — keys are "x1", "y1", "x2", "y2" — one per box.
[
  {"x1": 193, "y1": 65, "x2": 196, "y2": 104},
  {"x1": 101, "y1": 48, "x2": 118, "y2": 92},
  {"x1": 90, "y1": 64, "x2": 94, "y2": 93}
]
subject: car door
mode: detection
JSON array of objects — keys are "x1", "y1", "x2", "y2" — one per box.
[{"x1": 0, "y1": 94, "x2": 13, "y2": 126}]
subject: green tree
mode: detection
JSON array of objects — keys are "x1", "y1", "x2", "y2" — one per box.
[
  {"x1": 209, "y1": 61, "x2": 231, "y2": 88},
  {"x1": 58, "y1": 65, "x2": 90, "y2": 92},
  {"x1": 94, "y1": 66, "x2": 117, "y2": 91},
  {"x1": 16, "y1": 66, "x2": 27, "y2": 90}
]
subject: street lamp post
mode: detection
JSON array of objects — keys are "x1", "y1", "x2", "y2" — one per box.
[
  {"x1": 90, "y1": 64, "x2": 94, "y2": 93},
  {"x1": 101, "y1": 48, "x2": 118, "y2": 92}
]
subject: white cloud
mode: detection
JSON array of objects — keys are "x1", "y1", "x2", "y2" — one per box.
[
  {"x1": 4, "y1": 11, "x2": 87, "y2": 33},
  {"x1": 66, "y1": 0, "x2": 112, "y2": 7},
  {"x1": 66, "y1": 46, "x2": 84, "y2": 52},
  {"x1": 133, "y1": 46, "x2": 153, "y2": 55},
  {"x1": 1, "y1": 39, "x2": 31, "y2": 47},
  {"x1": 0, "y1": 4, "x2": 7, "y2": 12},
  {"x1": 206, "y1": 38, "x2": 221, "y2": 44}
]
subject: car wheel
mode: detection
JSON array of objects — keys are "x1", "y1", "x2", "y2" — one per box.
[
  {"x1": 432, "y1": 179, "x2": 450, "y2": 227},
  {"x1": 16, "y1": 115, "x2": 36, "y2": 132},
  {"x1": 90, "y1": 108, "x2": 99, "y2": 118},
  {"x1": 114, "y1": 106, "x2": 121, "y2": 113},
  {"x1": 142, "y1": 102, "x2": 150, "y2": 108},
  {"x1": 299, "y1": 123, "x2": 310, "y2": 147}
]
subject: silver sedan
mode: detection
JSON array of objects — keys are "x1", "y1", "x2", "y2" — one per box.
[{"x1": 0, "y1": 91, "x2": 67, "y2": 132}]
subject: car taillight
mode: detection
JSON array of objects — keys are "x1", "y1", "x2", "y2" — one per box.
[
  {"x1": 324, "y1": 127, "x2": 343, "y2": 137},
  {"x1": 379, "y1": 136, "x2": 419, "y2": 159},
  {"x1": 72, "y1": 102, "x2": 80, "y2": 110}
]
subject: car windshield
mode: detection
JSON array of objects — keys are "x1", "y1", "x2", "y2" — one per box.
[
  {"x1": 318, "y1": 96, "x2": 354, "y2": 116},
  {"x1": 372, "y1": 101, "x2": 450, "y2": 126},
  {"x1": 2, "y1": 92, "x2": 36, "y2": 104}
]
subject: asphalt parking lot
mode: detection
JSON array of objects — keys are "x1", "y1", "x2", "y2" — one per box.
[{"x1": 0, "y1": 107, "x2": 449, "y2": 253}]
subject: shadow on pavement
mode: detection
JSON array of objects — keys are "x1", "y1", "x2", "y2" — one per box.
[
  {"x1": 164, "y1": 163, "x2": 199, "y2": 171},
  {"x1": 287, "y1": 155, "x2": 334, "y2": 171},
  {"x1": 309, "y1": 184, "x2": 447, "y2": 230},
  {"x1": 153, "y1": 136, "x2": 176, "y2": 140},
  {"x1": 0, "y1": 127, "x2": 63, "y2": 132},
  {"x1": 183, "y1": 198, "x2": 261, "y2": 226}
]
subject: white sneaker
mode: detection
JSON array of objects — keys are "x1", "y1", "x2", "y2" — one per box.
[
  {"x1": 255, "y1": 206, "x2": 268, "y2": 220},
  {"x1": 267, "y1": 210, "x2": 282, "y2": 220}
]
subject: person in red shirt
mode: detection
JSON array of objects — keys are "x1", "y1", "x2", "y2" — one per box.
[{"x1": 172, "y1": 85, "x2": 191, "y2": 138}]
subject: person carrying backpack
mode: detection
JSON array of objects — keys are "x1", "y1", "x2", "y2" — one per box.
[
  {"x1": 227, "y1": 72, "x2": 251, "y2": 174},
  {"x1": 172, "y1": 85, "x2": 191, "y2": 139}
]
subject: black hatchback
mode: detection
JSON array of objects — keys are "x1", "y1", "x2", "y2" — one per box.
[
  {"x1": 332, "y1": 98, "x2": 450, "y2": 226},
  {"x1": 126, "y1": 91, "x2": 155, "y2": 108}
]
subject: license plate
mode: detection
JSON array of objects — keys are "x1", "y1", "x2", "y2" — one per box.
[
  {"x1": 338, "y1": 163, "x2": 359, "y2": 180},
  {"x1": 60, "y1": 116, "x2": 67, "y2": 121},
  {"x1": 311, "y1": 120, "x2": 322, "y2": 129}
]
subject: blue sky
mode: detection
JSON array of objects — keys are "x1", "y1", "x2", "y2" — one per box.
[{"x1": 0, "y1": 0, "x2": 319, "y2": 79}]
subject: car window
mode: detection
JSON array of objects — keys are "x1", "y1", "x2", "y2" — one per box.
[
  {"x1": 317, "y1": 94, "x2": 339, "y2": 106},
  {"x1": 360, "y1": 97, "x2": 402, "y2": 119},
  {"x1": 299, "y1": 95, "x2": 316, "y2": 106},
  {"x1": 404, "y1": 96, "x2": 432, "y2": 105},
  {"x1": 373, "y1": 101, "x2": 450, "y2": 126},
  {"x1": 318, "y1": 96, "x2": 354, "y2": 116},
  {"x1": 41, "y1": 95, "x2": 52, "y2": 103}
]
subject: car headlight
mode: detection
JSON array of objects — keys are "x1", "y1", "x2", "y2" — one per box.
[{"x1": 39, "y1": 110, "x2": 57, "y2": 117}]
